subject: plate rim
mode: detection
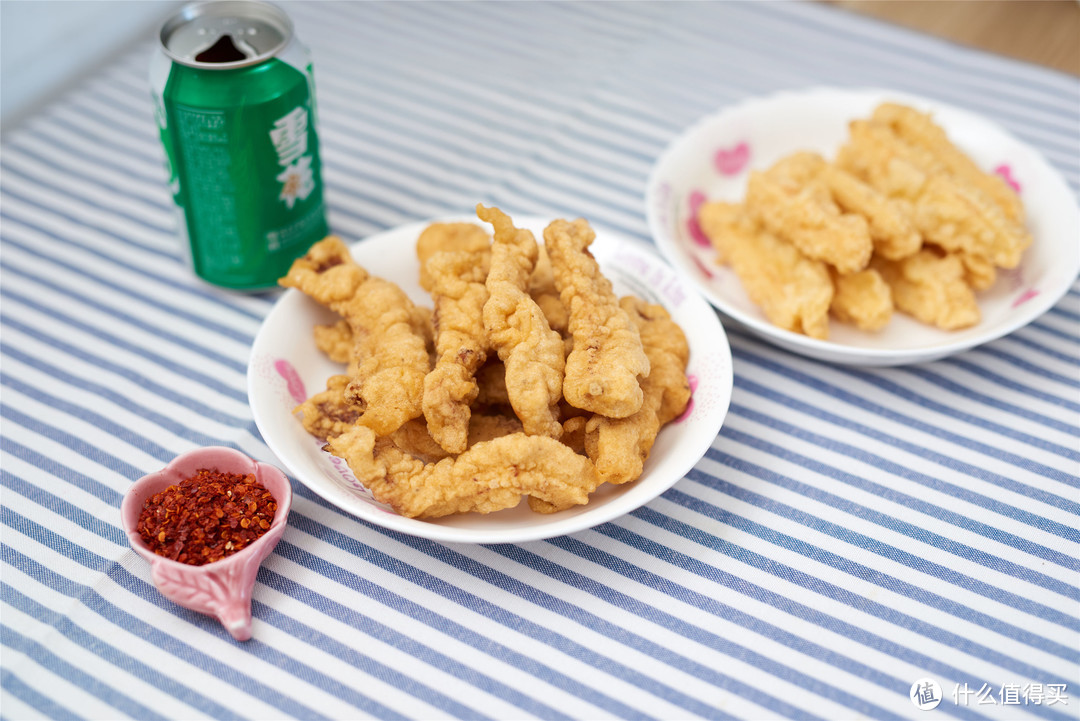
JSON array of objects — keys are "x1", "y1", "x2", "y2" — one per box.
[
  {"x1": 645, "y1": 85, "x2": 1080, "y2": 366},
  {"x1": 248, "y1": 213, "x2": 734, "y2": 544}
]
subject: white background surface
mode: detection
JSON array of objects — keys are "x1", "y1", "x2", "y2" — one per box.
[{"x1": 1, "y1": 0, "x2": 180, "y2": 130}]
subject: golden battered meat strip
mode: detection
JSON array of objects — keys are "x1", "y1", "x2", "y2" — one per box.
[
  {"x1": 293, "y1": 374, "x2": 359, "y2": 441},
  {"x1": 316, "y1": 307, "x2": 433, "y2": 365},
  {"x1": 410, "y1": 305, "x2": 436, "y2": 359},
  {"x1": 477, "y1": 205, "x2": 565, "y2": 438},
  {"x1": 700, "y1": 201, "x2": 833, "y2": 340},
  {"x1": 913, "y1": 174, "x2": 1030, "y2": 269},
  {"x1": 819, "y1": 164, "x2": 922, "y2": 261},
  {"x1": 838, "y1": 121, "x2": 1030, "y2": 269},
  {"x1": 389, "y1": 412, "x2": 524, "y2": 465},
  {"x1": 422, "y1": 249, "x2": 491, "y2": 454},
  {"x1": 389, "y1": 418, "x2": 453, "y2": 464},
  {"x1": 836, "y1": 120, "x2": 929, "y2": 201},
  {"x1": 952, "y1": 249, "x2": 997, "y2": 291},
  {"x1": 326, "y1": 425, "x2": 601, "y2": 518},
  {"x1": 280, "y1": 236, "x2": 429, "y2": 436},
  {"x1": 872, "y1": 102, "x2": 1024, "y2": 222},
  {"x1": 416, "y1": 222, "x2": 491, "y2": 292},
  {"x1": 582, "y1": 297, "x2": 691, "y2": 486},
  {"x1": 745, "y1": 153, "x2": 873, "y2": 274},
  {"x1": 829, "y1": 268, "x2": 894, "y2": 331},
  {"x1": 313, "y1": 320, "x2": 354, "y2": 364},
  {"x1": 871, "y1": 248, "x2": 980, "y2": 330},
  {"x1": 529, "y1": 244, "x2": 569, "y2": 334},
  {"x1": 544, "y1": 217, "x2": 649, "y2": 418}
]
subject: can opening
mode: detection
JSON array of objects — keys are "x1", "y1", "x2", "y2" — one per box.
[
  {"x1": 195, "y1": 34, "x2": 248, "y2": 64},
  {"x1": 160, "y1": 1, "x2": 292, "y2": 69}
]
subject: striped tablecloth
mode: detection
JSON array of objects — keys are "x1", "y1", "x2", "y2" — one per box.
[{"x1": 3, "y1": 2, "x2": 1078, "y2": 719}]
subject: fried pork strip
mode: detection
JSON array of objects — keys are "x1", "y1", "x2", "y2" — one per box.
[
  {"x1": 544, "y1": 217, "x2": 649, "y2": 418},
  {"x1": 582, "y1": 297, "x2": 691, "y2": 485},
  {"x1": 837, "y1": 120, "x2": 1030, "y2": 270},
  {"x1": 871, "y1": 248, "x2": 980, "y2": 330},
  {"x1": 422, "y1": 249, "x2": 491, "y2": 454},
  {"x1": 326, "y1": 425, "x2": 601, "y2": 518},
  {"x1": 700, "y1": 201, "x2": 833, "y2": 339},
  {"x1": 745, "y1": 152, "x2": 874, "y2": 274},
  {"x1": 829, "y1": 268, "x2": 894, "y2": 332},
  {"x1": 477, "y1": 204, "x2": 565, "y2": 438},
  {"x1": 280, "y1": 236, "x2": 429, "y2": 436},
  {"x1": 416, "y1": 222, "x2": 492, "y2": 292},
  {"x1": 871, "y1": 102, "x2": 1024, "y2": 223}
]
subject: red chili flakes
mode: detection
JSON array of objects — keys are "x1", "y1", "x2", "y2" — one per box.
[{"x1": 136, "y1": 468, "x2": 278, "y2": 566}]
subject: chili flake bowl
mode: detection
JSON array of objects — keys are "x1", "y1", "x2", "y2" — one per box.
[{"x1": 120, "y1": 446, "x2": 293, "y2": 641}]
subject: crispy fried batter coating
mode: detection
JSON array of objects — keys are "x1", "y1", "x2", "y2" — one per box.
[
  {"x1": 422, "y1": 249, "x2": 491, "y2": 454},
  {"x1": 829, "y1": 268, "x2": 894, "y2": 331},
  {"x1": 467, "y1": 412, "x2": 524, "y2": 445},
  {"x1": 544, "y1": 218, "x2": 649, "y2": 418},
  {"x1": 837, "y1": 120, "x2": 929, "y2": 200},
  {"x1": 582, "y1": 297, "x2": 691, "y2": 485},
  {"x1": 316, "y1": 309, "x2": 433, "y2": 364},
  {"x1": 326, "y1": 425, "x2": 601, "y2": 518},
  {"x1": 745, "y1": 153, "x2": 873, "y2": 274},
  {"x1": 819, "y1": 164, "x2": 921, "y2": 261},
  {"x1": 838, "y1": 120, "x2": 1030, "y2": 270},
  {"x1": 416, "y1": 222, "x2": 492, "y2": 292},
  {"x1": 313, "y1": 320, "x2": 355, "y2": 364},
  {"x1": 294, "y1": 374, "x2": 359, "y2": 441},
  {"x1": 389, "y1": 418, "x2": 453, "y2": 464},
  {"x1": 700, "y1": 201, "x2": 833, "y2": 339},
  {"x1": 953, "y1": 249, "x2": 997, "y2": 291},
  {"x1": 473, "y1": 358, "x2": 510, "y2": 407},
  {"x1": 913, "y1": 174, "x2": 1030, "y2": 269},
  {"x1": 410, "y1": 305, "x2": 436, "y2": 358},
  {"x1": 389, "y1": 412, "x2": 525, "y2": 465},
  {"x1": 281, "y1": 236, "x2": 429, "y2": 436},
  {"x1": 477, "y1": 205, "x2": 565, "y2": 438},
  {"x1": 529, "y1": 244, "x2": 570, "y2": 334},
  {"x1": 871, "y1": 248, "x2": 980, "y2": 330},
  {"x1": 559, "y1": 416, "x2": 588, "y2": 456},
  {"x1": 872, "y1": 103, "x2": 1024, "y2": 222}
]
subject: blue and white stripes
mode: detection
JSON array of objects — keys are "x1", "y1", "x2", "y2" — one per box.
[{"x1": 2, "y1": 1, "x2": 1078, "y2": 719}]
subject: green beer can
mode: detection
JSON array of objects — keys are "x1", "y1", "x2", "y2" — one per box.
[{"x1": 151, "y1": 1, "x2": 328, "y2": 290}]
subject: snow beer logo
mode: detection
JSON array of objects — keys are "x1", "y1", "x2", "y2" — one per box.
[{"x1": 271, "y1": 106, "x2": 315, "y2": 209}]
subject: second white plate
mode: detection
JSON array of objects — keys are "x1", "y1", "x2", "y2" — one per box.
[{"x1": 646, "y1": 87, "x2": 1080, "y2": 366}]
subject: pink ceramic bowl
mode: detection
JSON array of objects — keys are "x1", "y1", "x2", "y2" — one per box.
[{"x1": 120, "y1": 447, "x2": 293, "y2": 641}]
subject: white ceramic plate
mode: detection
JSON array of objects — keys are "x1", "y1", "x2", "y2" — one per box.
[
  {"x1": 646, "y1": 87, "x2": 1080, "y2": 366},
  {"x1": 248, "y1": 215, "x2": 733, "y2": 544}
]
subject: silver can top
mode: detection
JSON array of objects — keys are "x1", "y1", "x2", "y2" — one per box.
[{"x1": 159, "y1": 1, "x2": 293, "y2": 69}]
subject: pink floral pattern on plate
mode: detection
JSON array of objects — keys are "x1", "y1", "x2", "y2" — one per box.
[
  {"x1": 1011, "y1": 289, "x2": 1041, "y2": 308},
  {"x1": 715, "y1": 141, "x2": 750, "y2": 175},
  {"x1": 275, "y1": 359, "x2": 307, "y2": 404},
  {"x1": 687, "y1": 190, "x2": 712, "y2": 248},
  {"x1": 994, "y1": 164, "x2": 1021, "y2": 193}
]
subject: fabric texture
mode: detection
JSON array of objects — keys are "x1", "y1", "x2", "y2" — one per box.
[{"x1": 1, "y1": 2, "x2": 1077, "y2": 719}]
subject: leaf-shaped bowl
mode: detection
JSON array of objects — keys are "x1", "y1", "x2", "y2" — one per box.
[{"x1": 120, "y1": 447, "x2": 293, "y2": 641}]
